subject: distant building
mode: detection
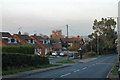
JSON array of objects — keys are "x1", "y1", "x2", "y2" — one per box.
[{"x1": 50, "y1": 30, "x2": 64, "y2": 39}]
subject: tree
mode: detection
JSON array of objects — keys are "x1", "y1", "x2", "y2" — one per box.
[
  {"x1": 69, "y1": 44, "x2": 79, "y2": 51},
  {"x1": 87, "y1": 18, "x2": 117, "y2": 55}
]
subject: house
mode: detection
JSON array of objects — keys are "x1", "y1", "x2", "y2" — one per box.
[
  {"x1": 52, "y1": 43, "x2": 62, "y2": 51},
  {"x1": 13, "y1": 31, "x2": 35, "y2": 45},
  {"x1": 30, "y1": 34, "x2": 53, "y2": 55},
  {"x1": 13, "y1": 31, "x2": 42, "y2": 55},
  {"x1": 0, "y1": 32, "x2": 21, "y2": 46},
  {"x1": 60, "y1": 35, "x2": 84, "y2": 48}
]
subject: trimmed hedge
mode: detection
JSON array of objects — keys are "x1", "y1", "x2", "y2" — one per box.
[
  {"x1": 2, "y1": 53, "x2": 49, "y2": 70},
  {"x1": 2, "y1": 45, "x2": 34, "y2": 54}
]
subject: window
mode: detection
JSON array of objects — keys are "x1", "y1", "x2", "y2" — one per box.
[{"x1": 11, "y1": 39, "x2": 15, "y2": 42}]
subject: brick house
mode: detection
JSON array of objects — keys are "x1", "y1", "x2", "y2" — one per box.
[
  {"x1": 30, "y1": 34, "x2": 53, "y2": 55},
  {"x1": 13, "y1": 32, "x2": 42, "y2": 55},
  {"x1": 60, "y1": 36, "x2": 84, "y2": 48},
  {"x1": 0, "y1": 32, "x2": 21, "y2": 46}
]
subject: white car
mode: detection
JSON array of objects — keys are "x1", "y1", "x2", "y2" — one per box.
[
  {"x1": 52, "y1": 51, "x2": 58, "y2": 56},
  {"x1": 59, "y1": 52, "x2": 65, "y2": 56}
]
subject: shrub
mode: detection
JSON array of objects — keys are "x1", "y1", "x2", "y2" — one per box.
[
  {"x1": 2, "y1": 53, "x2": 49, "y2": 70},
  {"x1": 2, "y1": 45, "x2": 34, "y2": 54},
  {"x1": 86, "y1": 52, "x2": 97, "y2": 57}
]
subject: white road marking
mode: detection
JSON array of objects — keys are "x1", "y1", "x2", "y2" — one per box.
[
  {"x1": 92, "y1": 64, "x2": 95, "y2": 65},
  {"x1": 74, "y1": 69, "x2": 80, "y2": 72},
  {"x1": 82, "y1": 67, "x2": 87, "y2": 70},
  {"x1": 60, "y1": 73, "x2": 71, "y2": 77}
]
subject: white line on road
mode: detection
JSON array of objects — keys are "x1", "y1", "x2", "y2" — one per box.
[
  {"x1": 92, "y1": 64, "x2": 95, "y2": 65},
  {"x1": 82, "y1": 67, "x2": 87, "y2": 70},
  {"x1": 74, "y1": 69, "x2": 80, "y2": 72},
  {"x1": 60, "y1": 73, "x2": 71, "y2": 77}
]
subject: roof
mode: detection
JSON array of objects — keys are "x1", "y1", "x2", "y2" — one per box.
[
  {"x1": 1, "y1": 38, "x2": 21, "y2": 46},
  {"x1": 34, "y1": 43, "x2": 42, "y2": 48},
  {"x1": 31, "y1": 35, "x2": 44, "y2": 42},
  {"x1": 0, "y1": 32, "x2": 12, "y2": 37},
  {"x1": 14, "y1": 34, "x2": 32, "y2": 43},
  {"x1": 31, "y1": 35, "x2": 53, "y2": 48},
  {"x1": 60, "y1": 37, "x2": 83, "y2": 43}
]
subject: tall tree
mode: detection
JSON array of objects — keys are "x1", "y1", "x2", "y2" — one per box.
[{"x1": 87, "y1": 18, "x2": 117, "y2": 54}]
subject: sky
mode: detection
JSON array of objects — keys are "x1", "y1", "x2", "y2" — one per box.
[{"x1": 2, "y1": 0, "x2": 120, "y2": 37}]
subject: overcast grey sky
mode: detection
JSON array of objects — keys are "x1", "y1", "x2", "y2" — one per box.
[{"x1": 2, "y1": 0, "x2": 120, "y2": 36}]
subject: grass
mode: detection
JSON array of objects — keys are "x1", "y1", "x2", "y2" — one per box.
[
  {"x1": 2, "y1": 64, "x2": 61, "y2": 75},
  {"x1": 56, "y1": 60, "x2": 75, "y2": 63},
  {"x1": 111, "y1": 62, "x2": 120, "y2": 75}
]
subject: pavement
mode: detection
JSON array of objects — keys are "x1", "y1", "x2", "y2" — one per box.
[{"x1": 3, "y1": 55, "x2": 117, "y2": 79}]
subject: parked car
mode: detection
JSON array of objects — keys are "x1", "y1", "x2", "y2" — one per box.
[
  {"x1": 52, "y1": 51, "x2": 58, "y2": 56},
  {"x1": 59, "y1": 52, "x2": 65, "y2": 56},
  {"x1": 68, "y1": 53, "x2": 73, "y2": 57}
]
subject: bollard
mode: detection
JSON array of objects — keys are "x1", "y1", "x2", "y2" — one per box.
[{"x1": 67, "y1": 54, "x2": 69, "y2": 60}]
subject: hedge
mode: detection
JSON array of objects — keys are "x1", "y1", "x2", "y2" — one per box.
[
  {"x1": 2, "y1": 53, "x2": 49, "y2": 70},
  {"x1": 2, "y1": 45, "x2": 34, "y2": 54}
]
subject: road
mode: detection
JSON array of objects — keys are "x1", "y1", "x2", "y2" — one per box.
[{"x1": 20, "y1": 55, "x2": 117, "y2": 79}]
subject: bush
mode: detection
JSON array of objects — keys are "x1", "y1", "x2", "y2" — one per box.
[
  {"x1": 2, "y1": 45, "x2": 34, "y2": 54},
  {"x1": 86, "y1": 52, "x2": 97, "y2": 57},
  {"x1": 2, "y1": 53, "x2": 49, "y2": 70}
]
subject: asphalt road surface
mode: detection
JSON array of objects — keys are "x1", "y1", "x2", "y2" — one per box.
[{"x1": 20, "y1": 54, "x2": 117, "y2": 78}]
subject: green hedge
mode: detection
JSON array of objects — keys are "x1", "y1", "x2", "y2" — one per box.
[
  {"x1": 2, "y1": 45, "x2": 34, "y2": 54},
  {"x1": 2, "y1": 53, "x2": 49, "y2": 70}
]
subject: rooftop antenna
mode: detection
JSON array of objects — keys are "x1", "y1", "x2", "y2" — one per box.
[{"x1": 18, "y1": 27, "x2": 22, "y2": 32}]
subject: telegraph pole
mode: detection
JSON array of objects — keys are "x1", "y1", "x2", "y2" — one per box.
[{"x1": 66, "y1": 24, "x2": 69, "y2": 60}]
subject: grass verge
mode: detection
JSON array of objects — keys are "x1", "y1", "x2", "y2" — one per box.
[
  {"x1": 56, "y1": 60, "x2": 75, "y2": 63},
  {"x1": 111, "y1": 62, "x2": 119, "y2": 75},
  {"x1": 2, "y1": 64, "x2": 61, "y2": 75}
]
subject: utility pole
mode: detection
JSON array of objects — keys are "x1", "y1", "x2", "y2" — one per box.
[{"x1": 66, "y1": 24, "x2": 69, "y2": 60}]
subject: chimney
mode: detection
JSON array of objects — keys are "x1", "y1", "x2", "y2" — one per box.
[
  {"x1": 77, "y1": 35, "x2": 79, "y2": 38},
  {"x1": 18, "y1": 31, "x2": 21, "y2": 35},
  {"x1": 34, "y1": 34, "x2": 36, "y2": 36}
]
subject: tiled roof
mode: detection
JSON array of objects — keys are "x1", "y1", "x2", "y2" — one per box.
[
  {"x1": 61, "y1": 37, "x2": 83, "y2": 43},
  {"x1": 14, "y1": 34, "x2": 32, "y2": 43},
  {"x1": 0, "y1": 32, "x2": 12, "y2": 37}
]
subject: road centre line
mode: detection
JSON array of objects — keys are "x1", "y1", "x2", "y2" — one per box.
[
  {"x1": 74, "y1": 69, "x2": 80, "y2": 72},
  {"x1": 82, "y1": 67, "x2": 87, "y2": 70},
  {"x1": 60, "y1": 73, "x2": 71, "y2": 77}
]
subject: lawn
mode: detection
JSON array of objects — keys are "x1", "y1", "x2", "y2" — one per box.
[
  {"x1": 2, "y1": 64, "x2": 61, "y2": 75},
  {"x1": 56, "y1": 60, "x2": 75, "y2": 63}
]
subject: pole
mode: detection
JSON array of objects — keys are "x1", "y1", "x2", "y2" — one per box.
[
  {"x1": 97, "y1": 34, "x2": 99, "y2": 55},
  {"x1": 66, "y1": 24, "x2": 69, "y2": 60}
]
